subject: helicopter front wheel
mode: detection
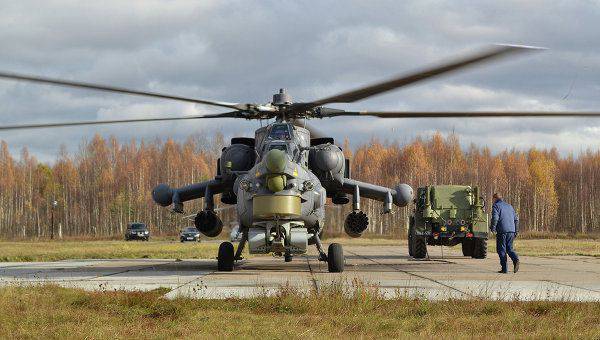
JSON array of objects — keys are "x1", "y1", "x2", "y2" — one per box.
[
  {"x1": 327, "y1": 243, "x2": 344, "y2": 273},
  {"x1": 217, "y1": 241, "x2": 235, "y2": 271}
]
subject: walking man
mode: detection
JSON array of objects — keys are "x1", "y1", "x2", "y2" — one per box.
[{"x1": 490, "y1": 193, "x2": 520, "y2": 273}]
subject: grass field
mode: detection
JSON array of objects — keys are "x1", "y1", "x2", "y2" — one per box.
[
  {"x1": 0, "y1": 240, "x2": 221, "y2": 262},
  {"x1": 508, "y1": 238, "x2": 600, "y2": 257},
  {"x1": 0, "y1": 284, "x2": 598, "y2": 338},
  {"x1": 0, "y1": 237, "x2": 598, "y2": 262}
]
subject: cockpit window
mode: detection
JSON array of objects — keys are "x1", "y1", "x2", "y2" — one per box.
[
  {"x1": 268, "y1": 144, "x2": 288, "y2": 152},
  {"x1": 269, "y1": 124, "x2": 291, "y2": 140}
]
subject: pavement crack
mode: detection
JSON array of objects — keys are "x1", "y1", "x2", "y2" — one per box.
[
  {"x1": 542, "y1": 279, "x2": 600, "y2": 294},
  {"x1": 83, "y1": 261, "x2": 174, "y2": 281},
  {"x1": 345, "y1": 249, "x2": 475, "y2": 299}
]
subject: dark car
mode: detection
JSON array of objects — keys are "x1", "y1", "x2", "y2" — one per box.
[
  {"x1": 125, "y1": 222, "x2": 150, "y2": 241},
  {"x1": 180, "y1": 227, "x2": 201, "y2": 242}
]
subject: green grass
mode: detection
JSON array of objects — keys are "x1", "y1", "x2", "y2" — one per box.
[
  {"x1": 492, "y1": 238, "x2": 600, "y2": 257},
  {"x1": 0, "y1": 240, "x2": 221, "y2": 262},
  {"x1": 0, "y1": 284, "x2": 598, "y2": 338},
  {"x1": 325, "y1": 237, "x2": 600, "y2": 257}
]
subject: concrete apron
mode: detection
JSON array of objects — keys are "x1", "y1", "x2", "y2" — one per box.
[{"x1": 1, "y1": 245, "x2": 599, "y2": 301}]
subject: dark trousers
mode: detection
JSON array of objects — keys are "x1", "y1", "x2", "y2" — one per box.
[{"x1": 496, "y1": 232, "x2": 519, "y2": 272}]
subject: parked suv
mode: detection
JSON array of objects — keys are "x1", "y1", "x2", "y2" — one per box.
[{"x1": 125, "y1": 222, "x2": 150, "y2": 241}]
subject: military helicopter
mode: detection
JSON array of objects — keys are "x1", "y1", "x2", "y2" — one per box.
[{"x1": 1, "y1": 44, "x2": 599, "y2": 272}]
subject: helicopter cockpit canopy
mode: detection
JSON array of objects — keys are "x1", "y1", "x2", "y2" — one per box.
[
  {"x1": 253, "y1": 123, "x2": 310, "y2": 166},
  {"x1": 262, "y1": 141, "x2": 293, "y2": 161},
  {"x1": 260, "y1": 139, "x2": 307, "y2": 166},
  {"x1": 268, "y1": 123, "x2": 292, "y2": 140}
]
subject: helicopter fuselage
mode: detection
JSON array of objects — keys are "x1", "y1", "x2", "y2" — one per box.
[
  {"x1": 234, "y1": 123, "x2": 325, "y2": 255},
  {"x1": 152, "y1": 120, "x2": 413, "y2": 259}
]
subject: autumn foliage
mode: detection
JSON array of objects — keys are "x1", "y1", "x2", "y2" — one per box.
[{"x1": 0, "y1": 132, "x2": 598, "y2": 239}]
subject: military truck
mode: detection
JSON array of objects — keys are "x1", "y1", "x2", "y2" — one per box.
[{"x1": 408, "y1": 185, "x2": 488, "y2": 259}]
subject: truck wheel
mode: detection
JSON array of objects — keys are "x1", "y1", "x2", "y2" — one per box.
[
  {"x1": 472, "y1": 238, "x2": 488, "y2": 259},
  {"x1": 413, "y1": 236, "x2": 427, "y2": 259},
  {"x1": 408, "y1": 219, "x2": 415, "y2": 257},
  {"x1": 461, "y1": 239, "x2": 474, "y2": 257},
  {"x1": 217, "y1": 242, "x2": 235, "y2": 271},
  {"x1": 327, "y1": 243, "x2": 344, "y2": 273}
]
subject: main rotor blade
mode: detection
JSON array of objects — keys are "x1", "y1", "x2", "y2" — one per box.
[
  {"x1": 0, "y1": 111, "x2": 240, "y2": 131},
  {"x1": 290, "y1": 44, "x2": 543, "y2": 113},
  {"x1": 0, "y1": 71, "x2": 249, "y2": 111},
  {"x1": 321, "y1": 110, "x2": 600, "y2": 118}
]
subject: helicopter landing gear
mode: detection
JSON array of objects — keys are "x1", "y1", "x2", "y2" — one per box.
[
  {"x1": 234, "y1": 232, "x2": 247, "y2": 261},
  {"x1": 217, "y1": 241, "x2": 234, "y2": 271},
  {"x1": 327, "y1": 243, "x2": 344, "y2": 273},
  {"x1": 313, "y1": 232, "x2": 344, "y2": 271},
  {"x1": 313, "y1": 232, "x2": 328, "y2": 262}
]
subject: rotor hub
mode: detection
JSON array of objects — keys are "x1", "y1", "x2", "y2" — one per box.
[{"x1": 272, "y1": 88, "x2": 292, "y2": 107}]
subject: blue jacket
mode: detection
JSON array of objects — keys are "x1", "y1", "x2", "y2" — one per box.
[{"x1": 491, "y1": 199, "x2": 519, "y2": 234}]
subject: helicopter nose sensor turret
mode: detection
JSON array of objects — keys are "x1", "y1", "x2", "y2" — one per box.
[
  {"x1": 264, "y1": 149, "x2": 289, "y2": 192},
  {"x1": 265, "y1": 149, "x2": 287, "y2": 173}
]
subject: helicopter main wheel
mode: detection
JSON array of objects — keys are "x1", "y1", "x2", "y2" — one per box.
[
  {"x1": 327, "y1": 243, "x2": 344, "y2": 273},
  {"x1": 217, "y1": 241, "x2": 235, "y2": 271},
  {"x1": 284, "y1": 253, "x2": 293, "y2": 262}
]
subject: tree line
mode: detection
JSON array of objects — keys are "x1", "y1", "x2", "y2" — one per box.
[{"x1": 0, "y1": 132, "x2": 597, "y2": 239}]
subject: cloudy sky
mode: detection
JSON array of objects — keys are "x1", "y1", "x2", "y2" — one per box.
[{"x1": 0, "y1": 0, "x2": 599, "y2": 161}]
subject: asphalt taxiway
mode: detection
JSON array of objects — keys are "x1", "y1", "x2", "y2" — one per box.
[{"x1": 1, "y1": 245, "x2": 599, "y2": 301}]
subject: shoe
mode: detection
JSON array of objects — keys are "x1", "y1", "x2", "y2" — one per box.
[
  {"x1": 497, "y1": 270, "x2": 508, "y2": 274},
  {"x1": 514, "y1": 260, "x2": 520, "y2": 273}
]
